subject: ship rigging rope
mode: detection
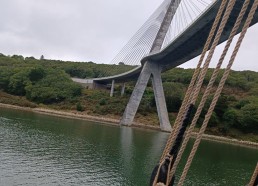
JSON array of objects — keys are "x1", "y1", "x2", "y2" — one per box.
[
  {"x1": 152, "y1": 0, "x2": 258, "y2": 185},
  {"x1": 178, "y1": 0, "x2": 258, "y2": 184},
  {"x1": 159, "y1": 0, "x2": 228, "y2": 164},
  {"x1": 249, "y1": 163, "x2": 258, "y2": 186},
  {"x1": 152, "y1": 1, "x2": 229, "y2": 184},
  {"x1": 169, "y1": 0, "x2": 251, "y2": 183}
]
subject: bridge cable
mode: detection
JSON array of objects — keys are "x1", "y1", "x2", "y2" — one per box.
[
  {"x1": 182, "y1": 0, "x2": 194, "y2": 23},
  {"x1": 96, "y1": 0, "x2": 168, "y2": 77},
  {"x1": 196, "y1": 0, "x2": 209, "y2": 7},
  {"x1": 95, "y1": 0, "x2": 215, "y2": 79},
  {"x1": 187, "y1": 0, "x2": 199, "y2": 17},
  {"x1": 97, "y1": 0, "x2": 171, "y2": 77},
  {"x1": 180, "y1": 1, "x2": 188, "y2": 28},
  {"x1": 97, "y1": 0, "x2": 214, "y2": 78},
  {"x1": 190, "y1": 0, "x2": 202, "y2": 13},
  {"x1": 104, "y1": 0, "x2": 190, "y2": 76}
]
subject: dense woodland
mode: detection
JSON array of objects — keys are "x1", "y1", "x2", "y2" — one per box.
[{"x1": 0, "y1": 54, "x2": 257, "y2": 141}]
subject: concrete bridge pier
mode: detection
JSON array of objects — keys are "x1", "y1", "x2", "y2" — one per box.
[
  {"x1": 110, "y1": 80, "x2": 115, "y2": 97},
  {"x1": 120, "y1": 61, "x2": 171, "y2": 132},
  {"x1": 121, "y1": 83, "x2": 126, "y2": 96},
  {"x1": 151, "y1": 65, "x2": 171, "y2": 131}
]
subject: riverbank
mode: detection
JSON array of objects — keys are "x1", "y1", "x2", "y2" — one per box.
[{"x1": 1, "y1": 103, "x2": 258, "y2": 148}]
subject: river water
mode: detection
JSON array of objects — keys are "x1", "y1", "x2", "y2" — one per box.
[{"x1": 0, "y1": 107, "x2": 257, "y2": 186}]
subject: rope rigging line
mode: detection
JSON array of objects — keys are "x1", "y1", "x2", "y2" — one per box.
[
  {"x1": 159, "y1": 0, "x2": 228, "y2": 164},
  {"x1": 151, "y1": 0, "x2": 228, "y2": 185},
  {"x1": 178, "y1": 0, "x2": 258, "y2": 184},
  {"x1": 249, "y1": 163, "x2": 258, "y2": 186},
  {"x1": 168, "y1": 0, "x2": 252, "y2": 183},
  {"x1": 151, "y1": 0, "x2": 258, "y2": 185}
]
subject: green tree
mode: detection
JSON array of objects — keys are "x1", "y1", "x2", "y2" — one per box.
[
  {"x1": 0, "y1": 67, "x2": 13, "y2": 90},
  {"x1": 163, "y1": 82, "x2": 184, "y2": 112},
  {"x1": 238, "y1": 103, "x2": 258, "y2": 133},
  {"x1": 8, "y1": 69, "x2": 31, "y2": 95},
  {"x1": 25, "y1": 69, "x2": 82, "y2": 103},
  {"x1": 11, "y1": 55, "x2": 24, "y2": 61},
  {"x1": 214, "y1": 94, "x2": 229, "y2": 118},
  {"x1": 29, "y1": 67, "x2": 46, "y2": 82}
]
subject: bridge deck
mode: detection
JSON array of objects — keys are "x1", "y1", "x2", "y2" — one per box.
[{"x1": 74, "y1": 0, "x2": 258, "y2": 85}]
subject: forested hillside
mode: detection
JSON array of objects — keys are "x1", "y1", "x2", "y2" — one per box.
[{"x1": 0, "y1": 54, "x2": 257, "y2": 141}]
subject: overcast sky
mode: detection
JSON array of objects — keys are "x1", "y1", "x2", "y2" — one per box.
[{"x1": 0, "y1": 0, "x2": 257, "y2": 71}]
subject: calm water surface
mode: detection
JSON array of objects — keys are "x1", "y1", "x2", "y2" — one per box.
[{"x1": 0, "y1": 108, "x2": 257, "y2": 186}]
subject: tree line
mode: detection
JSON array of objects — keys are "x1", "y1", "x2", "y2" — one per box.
[{"x1": 0, "y1": 53, "x2": 257, "y2": 135}]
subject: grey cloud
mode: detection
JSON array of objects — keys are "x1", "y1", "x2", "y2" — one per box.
[{"x1": 0, "y1": 0, "x2": 257, "y2": 71}]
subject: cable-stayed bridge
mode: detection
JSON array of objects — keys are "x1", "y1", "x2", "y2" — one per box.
[{"x1": 73, "y1": 0, "x2": 258, "y2": 131}]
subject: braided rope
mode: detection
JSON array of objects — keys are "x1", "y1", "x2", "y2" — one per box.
[
  {"x1": 153, "y1": 155, "x2": 174, "y2": 186},
  {"x1": 189, "y1": 0, "x2": 236, "y2": 106},
  {"x1": 159, "y1": 0, "x2": 228, "y2": 162},
  {"x1": 178, "y1": 1, "x2": 258, "y2": 184},
  {"x1": 156, "y1": 183, "x2": 166, "y2": 186},
  {"x1": 167, "y1": 0, "x2": 251, "y2": 182},
  {"x1": 153, "y1": 158, "x2": 167, "y2": 185},
  {"x1": 249, "y1": 163, "x2": 258, "y2": 186}
]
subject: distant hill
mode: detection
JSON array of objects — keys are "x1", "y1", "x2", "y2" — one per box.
[{"x1": 0, "y1": 54, "x2": 257, "y2": 141}]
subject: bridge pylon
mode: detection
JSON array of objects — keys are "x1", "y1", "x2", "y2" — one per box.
[
  {"x1": 120, "y1": 0, "x2": 181, "y2": 131},
  {"x1": 120, "y1": 61, "x2": 171, "y2": 131}
]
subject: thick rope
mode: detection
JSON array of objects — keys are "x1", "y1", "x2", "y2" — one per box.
[
  {"x1": 152, "y1": 105, "x2": 194, "y2": 186},
  {"x1": 249, "y1": 163, "x2": 258, "y2": 186},
  {"x1": 188, "y1": 0, "x2": 237, "y2": 106},
  {"x1": 168, "y1": 0, "x2": 251, "y2": 182},
  {"x1": 153, "y1": 158, "x2": 167, "y2": 185},
  {"x1": 159, "y1": 0, "x2": 228, "y2": 163},
  {"x1": 156, "y1": 183, "x2": 166, "y2": 186},
  {"x1": 177, "y1": 1, "x2": 258, "y2": 184}
]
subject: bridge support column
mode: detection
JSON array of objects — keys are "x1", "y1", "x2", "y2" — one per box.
[
  {"x1": 121, "y1": 83, "x2": 126, "y2": 96},
  {"x1": 120, "y1": 61, "x2": 171, "y2": 131},
  {"x1": 110, "y1": 80, "x2": 115, "y2": 97},
  {"x1": 151, "y1": 65, "x2": 171, "y2": 131}
]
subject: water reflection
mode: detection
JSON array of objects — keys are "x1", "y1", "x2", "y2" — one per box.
[
  {"x1": 120, "y1": 127, "x2": 134, "y2": 178},
  {"x1": 0, "y1": 108, "x2": 257, "y2": 186}
]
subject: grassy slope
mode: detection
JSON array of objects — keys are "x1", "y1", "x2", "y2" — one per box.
[
  {"x1": 0, "y1": 55, "x2": 257, "y2": 142},
  {"x1": 1, "y1": 88, "x2": 257, "y2": 143}
]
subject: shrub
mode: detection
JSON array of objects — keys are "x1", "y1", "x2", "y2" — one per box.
[
  {"x1": 99, "y1": 98, "x2": 107, "y2": 105},
  {"x1": 238, "y1": 103, "x2": 258, "y2": 133},
  {"x1": 76, "y1": 102, "x2": 85, "y2": 112}
]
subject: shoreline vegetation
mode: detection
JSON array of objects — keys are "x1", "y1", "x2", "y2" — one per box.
[
  {"x1": 1, "y1": 103, "x2": 257, "y2": 149},
  {"x1": 0, "y1": 54, "x2": 257, "y2": 148}
]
